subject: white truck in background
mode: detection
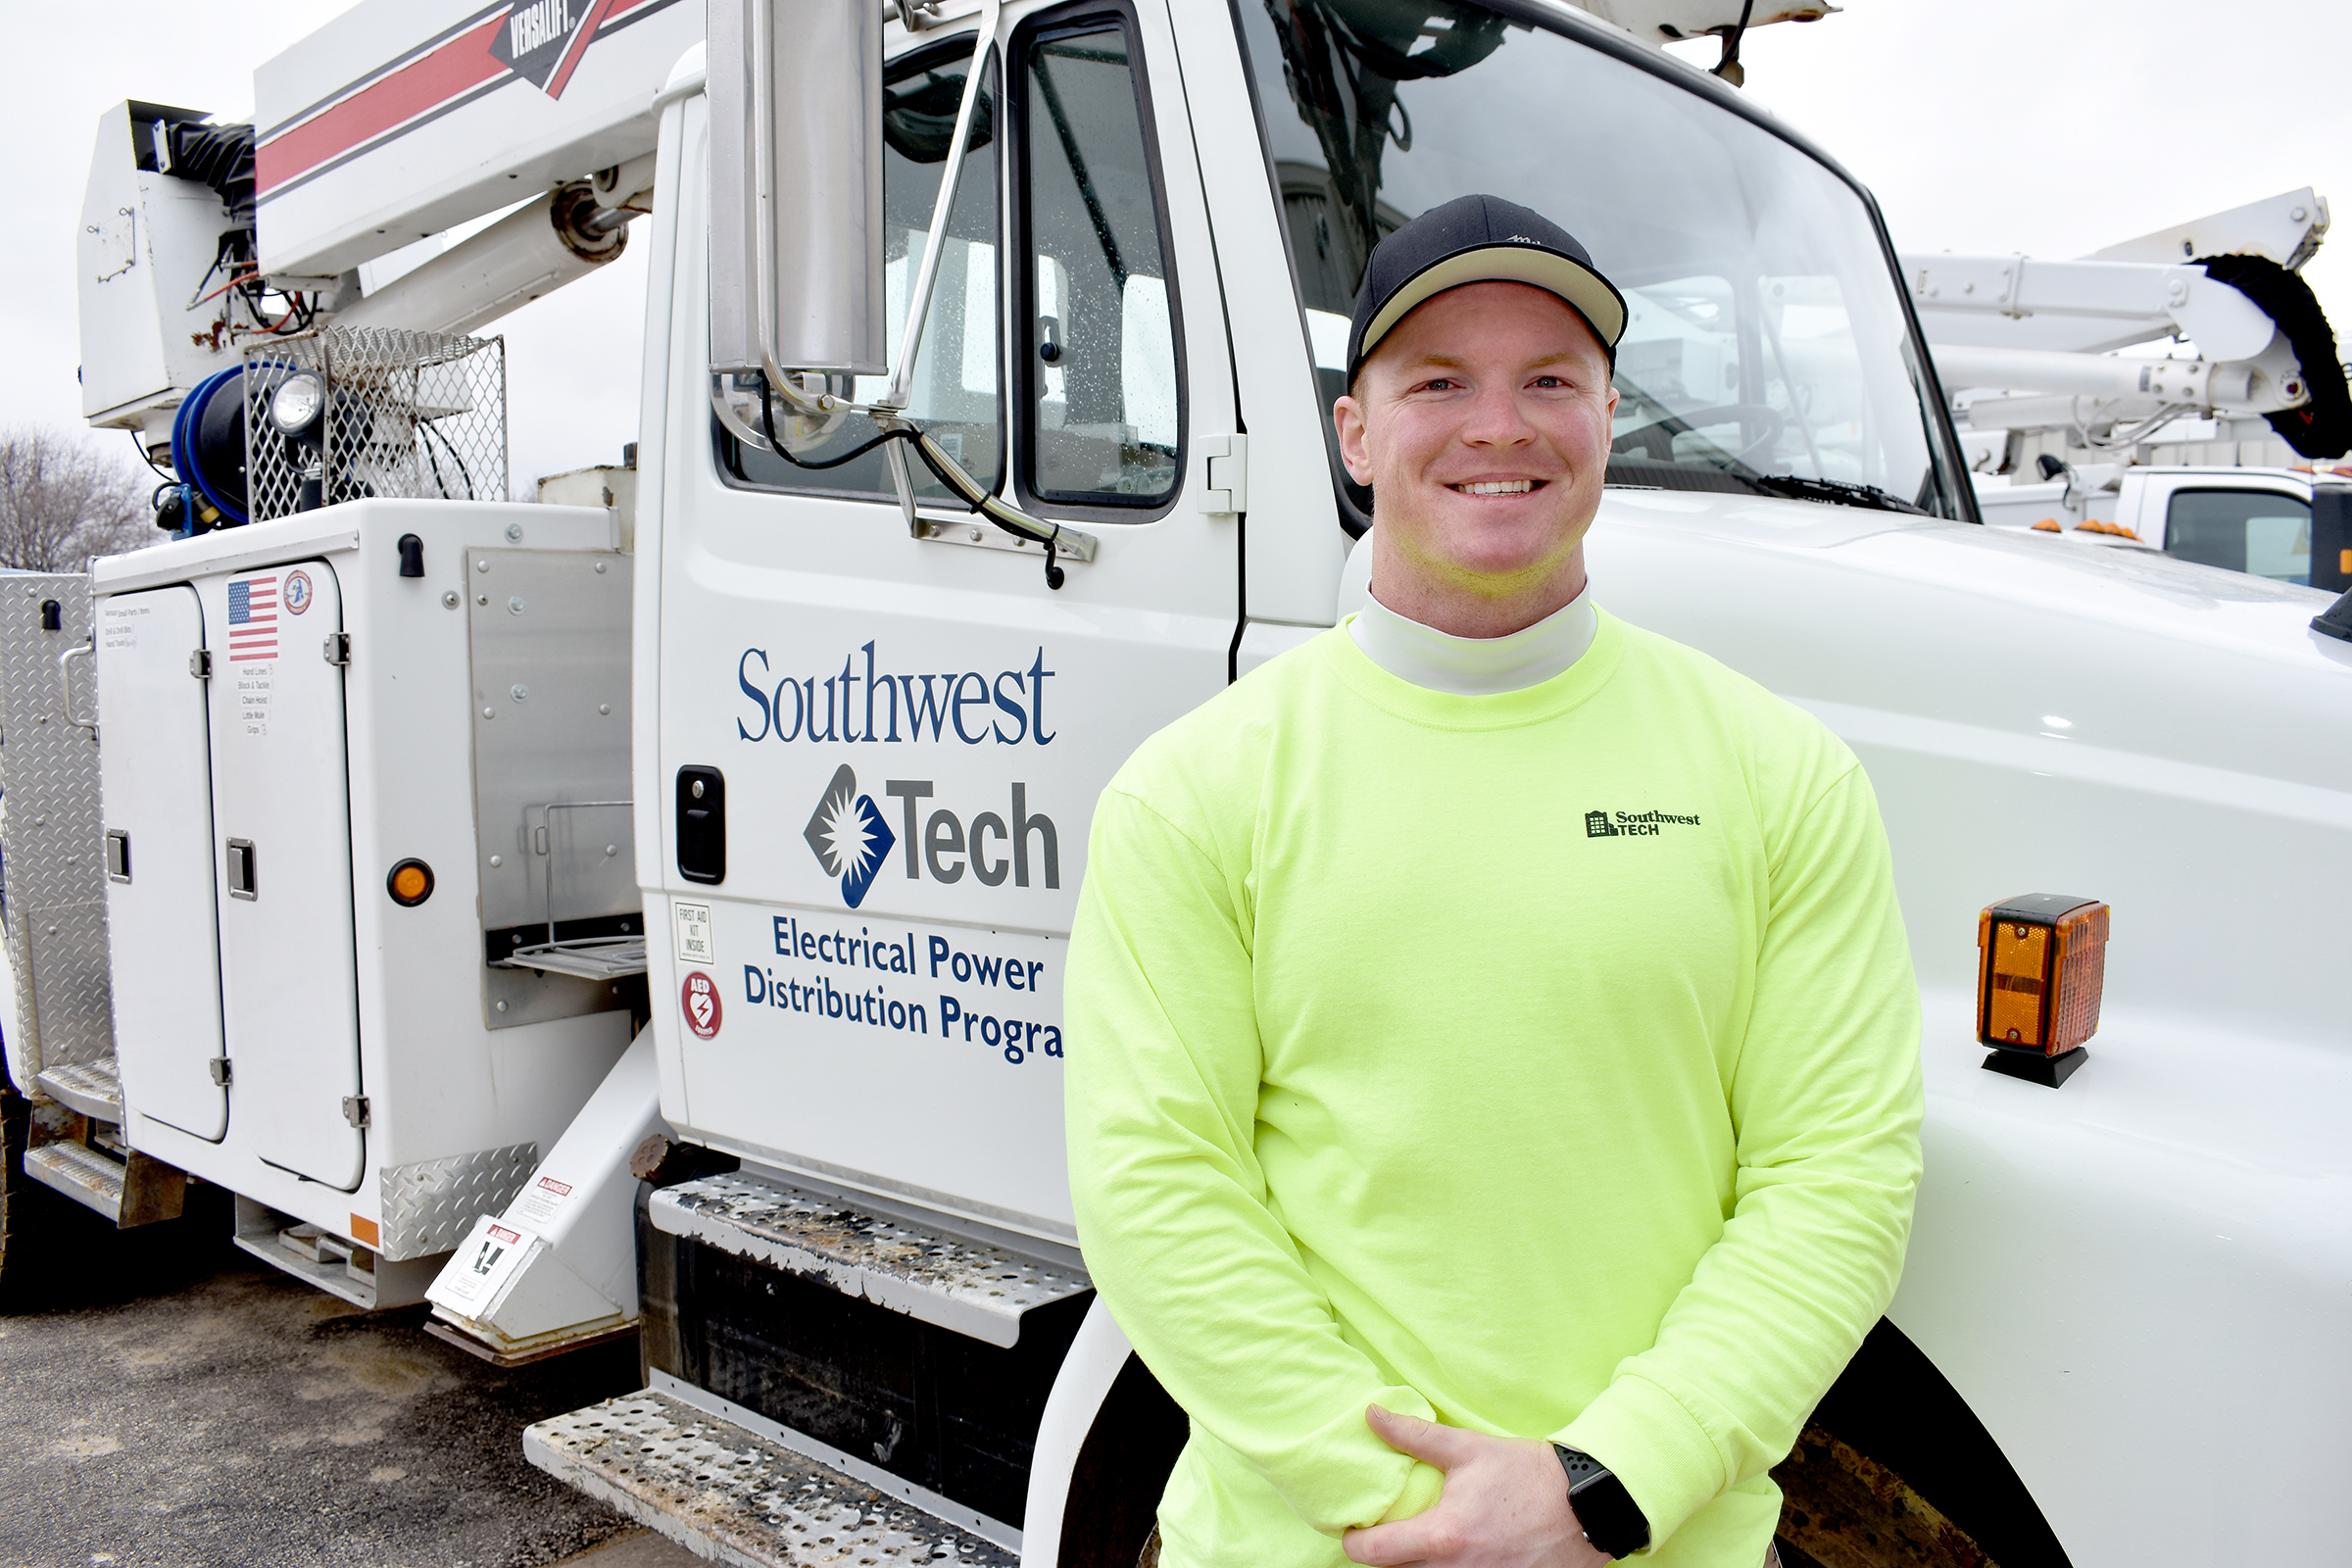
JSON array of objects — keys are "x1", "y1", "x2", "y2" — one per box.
[
  {"x1": 1909, "y1": 189, "x2": 2352, "y2": 591},
  {"x1": 12, "y1": 2, "x2": 2351, "y2": 1565},
  {"x1": 1971, "y1": 463, "x2": 2348, "y2": 589}
]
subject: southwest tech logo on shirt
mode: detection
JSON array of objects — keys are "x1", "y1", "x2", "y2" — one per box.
[{"x1": 1587, "y1": 808, "x2": 1703, "y2": 838}]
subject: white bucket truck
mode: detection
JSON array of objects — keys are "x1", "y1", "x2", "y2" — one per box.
[
  {"x1": 19, "y1": 1, "x2": 2352, "y2": 1564},
  {"x1": 1908, "y1": 188, "x2": 2352, "y2": 591}
]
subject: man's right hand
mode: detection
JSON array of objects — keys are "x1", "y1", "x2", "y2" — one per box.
[{"x1": 1341, "y1": 1406, "x2": 1611, "y2": 1568}]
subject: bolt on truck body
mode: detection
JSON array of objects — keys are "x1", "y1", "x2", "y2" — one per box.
[{"x1": 16, "y1": 0, "x2": 2351, "y2": 1564}]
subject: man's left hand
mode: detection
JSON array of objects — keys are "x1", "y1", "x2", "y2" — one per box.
[{"x1": 1342, "y1": 1405, "x2": 1610, "y2": 1568}]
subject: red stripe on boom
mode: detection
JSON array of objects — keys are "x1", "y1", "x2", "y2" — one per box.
[{"x1": 258, "y1": 16, "x2": 508, "y2": 195}]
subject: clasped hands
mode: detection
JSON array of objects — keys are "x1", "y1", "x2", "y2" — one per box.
[{"x1": 1342, "y1": 1405, "x2": 1611, "y2": 1568}]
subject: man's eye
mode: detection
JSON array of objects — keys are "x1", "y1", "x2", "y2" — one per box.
[
  {"x1": 1532, "y1": 375, "x2": 1566, "y2": 388},
  {"x1": 1420, "y1": 378, "x2": 1458, "y2": 392}
]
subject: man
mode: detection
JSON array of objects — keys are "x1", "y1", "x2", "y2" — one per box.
[{"x1": 1065, "y1": 194, "x2": 1923, "y2": 1568}]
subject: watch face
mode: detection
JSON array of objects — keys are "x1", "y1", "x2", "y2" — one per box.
[{"x1": 1568, "y1": 1470, "x2": 1649, "y2": 1559}]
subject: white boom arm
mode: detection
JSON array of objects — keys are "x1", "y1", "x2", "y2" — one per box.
[{"x1": 1903, "y1": 189, "x2": 2340, "y2": 446}]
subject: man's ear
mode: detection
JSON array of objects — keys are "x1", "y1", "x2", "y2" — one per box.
[{"x1": 1334, "y1": 392, "x2": 1374, "y2": 485}]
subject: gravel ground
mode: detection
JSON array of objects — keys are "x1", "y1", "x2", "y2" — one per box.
[{"x1": 0, "y1": 1192, "x2": 667, "y2": 1568}]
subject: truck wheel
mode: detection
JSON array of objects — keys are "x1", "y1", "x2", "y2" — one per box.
[
  {"x1": 1772, "y1": 1320, "x2": 2070, "y2": 1568},
  {"x1": 1773, "y1": 1423, "x2": 1992, "y2": 1568}
]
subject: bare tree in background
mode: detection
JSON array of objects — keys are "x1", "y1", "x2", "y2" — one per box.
[{"x1": 0, "y1": 427, "x2": 152, "y2": 571}]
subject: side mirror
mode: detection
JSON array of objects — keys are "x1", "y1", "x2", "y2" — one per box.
[{"x1": 708, "y1": 0, "x2": 887, "y2": 377}]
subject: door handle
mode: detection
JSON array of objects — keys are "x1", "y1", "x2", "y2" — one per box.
[{"x1": 59, "y1": 639, "x2": 95, "y2": 731}]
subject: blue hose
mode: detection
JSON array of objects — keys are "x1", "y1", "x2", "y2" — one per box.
[{"x1": 170, "y1": 367, "x2": 251, "y2": 526}]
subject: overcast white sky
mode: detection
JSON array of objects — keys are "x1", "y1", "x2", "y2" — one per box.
[{"x1": 7, "y1": 1, "x2": 2347, "y2": 496}]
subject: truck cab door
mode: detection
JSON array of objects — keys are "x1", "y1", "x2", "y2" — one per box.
[{"x1": 646, "y1": 1, "x2": 1238, "y2": 1243}]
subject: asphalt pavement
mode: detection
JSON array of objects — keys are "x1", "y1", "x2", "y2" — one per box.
[{"x1": 0, "y1": 1191, "x2": 695, "y2": 1568}]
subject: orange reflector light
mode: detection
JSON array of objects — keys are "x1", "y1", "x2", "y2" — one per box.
[
  {"x1": 1976, "y1": 894, "x2": 2108, "y2": 1057},
  {"x1": 2340, "y1": 548, "x2": 2352, "y2": 575},
  {"x1": 387, "y1": 858, "x2": 435, "y2": 906},
  {"x1": 2073, "y1": 519, "x2": 2142, "y2": 540}
]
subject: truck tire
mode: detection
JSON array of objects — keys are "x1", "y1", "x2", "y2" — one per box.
[{"x1": 1772, "y1": 1320, "x2": 2072, "y2": 1568}]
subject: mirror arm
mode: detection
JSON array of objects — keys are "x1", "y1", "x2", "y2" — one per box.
[
  {"x1": 879, "y1": 416, "x2": 1069, "y2": 589},
  {"x1": 878, "y1": 5, "x2": 1000, "y2": 412}
]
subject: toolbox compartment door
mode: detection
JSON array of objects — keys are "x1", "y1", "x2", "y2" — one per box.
[
  {"x1": 98, "y1": 584, "x2": 229, "y2": 1141},
  {"x1": 203, "y1": 561, "x2": 365, "y2": 1191}
]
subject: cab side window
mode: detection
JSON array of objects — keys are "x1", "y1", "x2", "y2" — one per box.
[
  {"x1": 2165, "y1": 488, "x2": 2312, "y2": 584},
  {"x1": 1017, "y1": 16, "x2": 1181, "y2": 510}
]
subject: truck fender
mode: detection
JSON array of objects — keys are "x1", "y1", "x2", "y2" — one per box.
[{"x1": 1020, "y1": 1297, "x2": 1187, "y2": 1568}]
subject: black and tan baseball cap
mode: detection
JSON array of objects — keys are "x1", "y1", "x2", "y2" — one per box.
[{"x1": 1346, "y1": 194, "x2": 1628, "y2": 384}]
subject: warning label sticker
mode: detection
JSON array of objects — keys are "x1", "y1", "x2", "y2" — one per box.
[
  {"x1": 513, "y1": 1175, "x2": 574, "y2": 1229},
  {"x1": 426, "y1": 1215, "x2": 535, "y2": 1315}
]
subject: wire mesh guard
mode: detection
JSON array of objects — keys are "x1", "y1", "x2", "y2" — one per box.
[{"x1": 241, "y1": 327, "x2": 508, "y2": 523}]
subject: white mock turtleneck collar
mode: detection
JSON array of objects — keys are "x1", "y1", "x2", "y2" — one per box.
[{"x1": 1348, "y1": 584, "x2": 1596, "y2": 696}]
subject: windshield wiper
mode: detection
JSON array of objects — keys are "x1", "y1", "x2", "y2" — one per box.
[{"x1": 1746, "y1": 473, "x2": 1930, "y2": 516}]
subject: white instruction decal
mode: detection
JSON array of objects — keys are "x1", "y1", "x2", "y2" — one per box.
[
  {"x1": 673, "y1": 901, "x2": 714, "y2": 965},
  {"x1": 101, "y1": 601, "x2": 151, "y2": 651},
  {"x1": 235, "y1": 665, "x2": 272, "y2": 737}
]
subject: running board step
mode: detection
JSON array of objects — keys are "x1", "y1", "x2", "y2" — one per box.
[
  {"x1": 24, "y1": 1140, "x2": 125, "y2": 1221},
  {"x1": 35, "y1": 1061, "x2": 122, "y2": 1121},
  {"x1": 648, "y1": 1172, "x2": 1090, "y2": 1348},
  {"x1": 526, "y1": 1390, "x2": 1016, "y2": 1567}
]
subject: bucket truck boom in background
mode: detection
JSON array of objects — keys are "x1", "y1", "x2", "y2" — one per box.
[
  {"x1": 1909, "y1": 189, "x2": 2352, "y2": 591},
  {"x1": 12, "y1": 1, "x2": 2352, "y2": 1564}
]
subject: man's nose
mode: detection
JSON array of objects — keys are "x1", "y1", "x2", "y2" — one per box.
[{"x1": 1459, "y1": 381, "x2": 1536, "y2": 447}]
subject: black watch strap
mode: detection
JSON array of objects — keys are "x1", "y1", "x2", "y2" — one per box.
[{"x1": 1552, "y1": 1445, "x2": 1651, "y2": 1559}]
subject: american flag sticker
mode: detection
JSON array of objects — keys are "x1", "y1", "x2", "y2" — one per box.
[{"x1": 228, "y1": 575, "x2": 279, "y2": 662}]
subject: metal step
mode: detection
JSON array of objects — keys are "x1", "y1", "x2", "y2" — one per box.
[
  {"x1": 526, "y1": 1389, "x2": 1017, "y2": 1568},
  {"x1": 648, "y1": 1172, "x2": 1091, "y2": 1348},
  {"x1": 24, "y1": 1140, "x2": 124, "y2": 1222},
  {"x1": 34, "y1": 1060, "x2": 122, "y2": 1121}
]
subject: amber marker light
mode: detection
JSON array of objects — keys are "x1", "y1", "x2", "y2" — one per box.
[
  {"x1": 1976, "y1": 894, "x2": 2108, "y2": 1087},
  {"x1": 387, "y1": 858, "x2": 435, "y2": 906}
]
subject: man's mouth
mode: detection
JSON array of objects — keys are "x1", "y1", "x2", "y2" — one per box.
[{"x1": 1448, "y1": 479, "x2": 1542, "y2": 496}]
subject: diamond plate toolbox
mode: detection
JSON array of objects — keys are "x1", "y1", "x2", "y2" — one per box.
[
  {"x1": 378, "y1": 1142, "x2": 540, "y2": 1259},
  {"x1": 0, "y1": 573, "x2": 117, "y2": 1088}
]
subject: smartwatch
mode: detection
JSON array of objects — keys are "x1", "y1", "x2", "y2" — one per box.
[{"x1": 1552, "y1": 1445, "x2": 1651, "y2": 1559}]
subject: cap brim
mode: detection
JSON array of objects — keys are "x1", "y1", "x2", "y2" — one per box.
[{"x1": 1356, "y1": 247, "x2": 1628, "y2": 372}]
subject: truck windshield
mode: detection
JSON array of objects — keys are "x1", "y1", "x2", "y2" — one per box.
[{"x1": 1238, "y1": 0, "x2": 1956, "y2": 522}]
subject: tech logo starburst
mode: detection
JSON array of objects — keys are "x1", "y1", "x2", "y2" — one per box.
[{"x1": 803, "y1": 764, "x2": 897, "y2": 909}]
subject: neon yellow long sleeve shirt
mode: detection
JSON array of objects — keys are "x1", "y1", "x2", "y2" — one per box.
[{"x1": 1064, "y1": 612, "x2": 1923, "y2": 1567}]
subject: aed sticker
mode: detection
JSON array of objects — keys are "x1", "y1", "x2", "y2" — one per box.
[
  {"x1": 681, "y1": 970, "x2": 722, "y2": 1039},
  {"x1": 283, "y1": 569, "x2": 314, "y2": 614},
  {"x1": 673, "y1": 901, "x2": 714, "y2": 966},
  {"x1": 512, "y1": 1174, "x2": 573, "y2": 1228},
  {"x1": 428, "y1": 1217, "x2": 533, "y2": 1314}
]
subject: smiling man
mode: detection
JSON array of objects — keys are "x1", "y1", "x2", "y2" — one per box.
[{"x1": 1065, "y1": 195, "x2": 1925, "y2": 1568}]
